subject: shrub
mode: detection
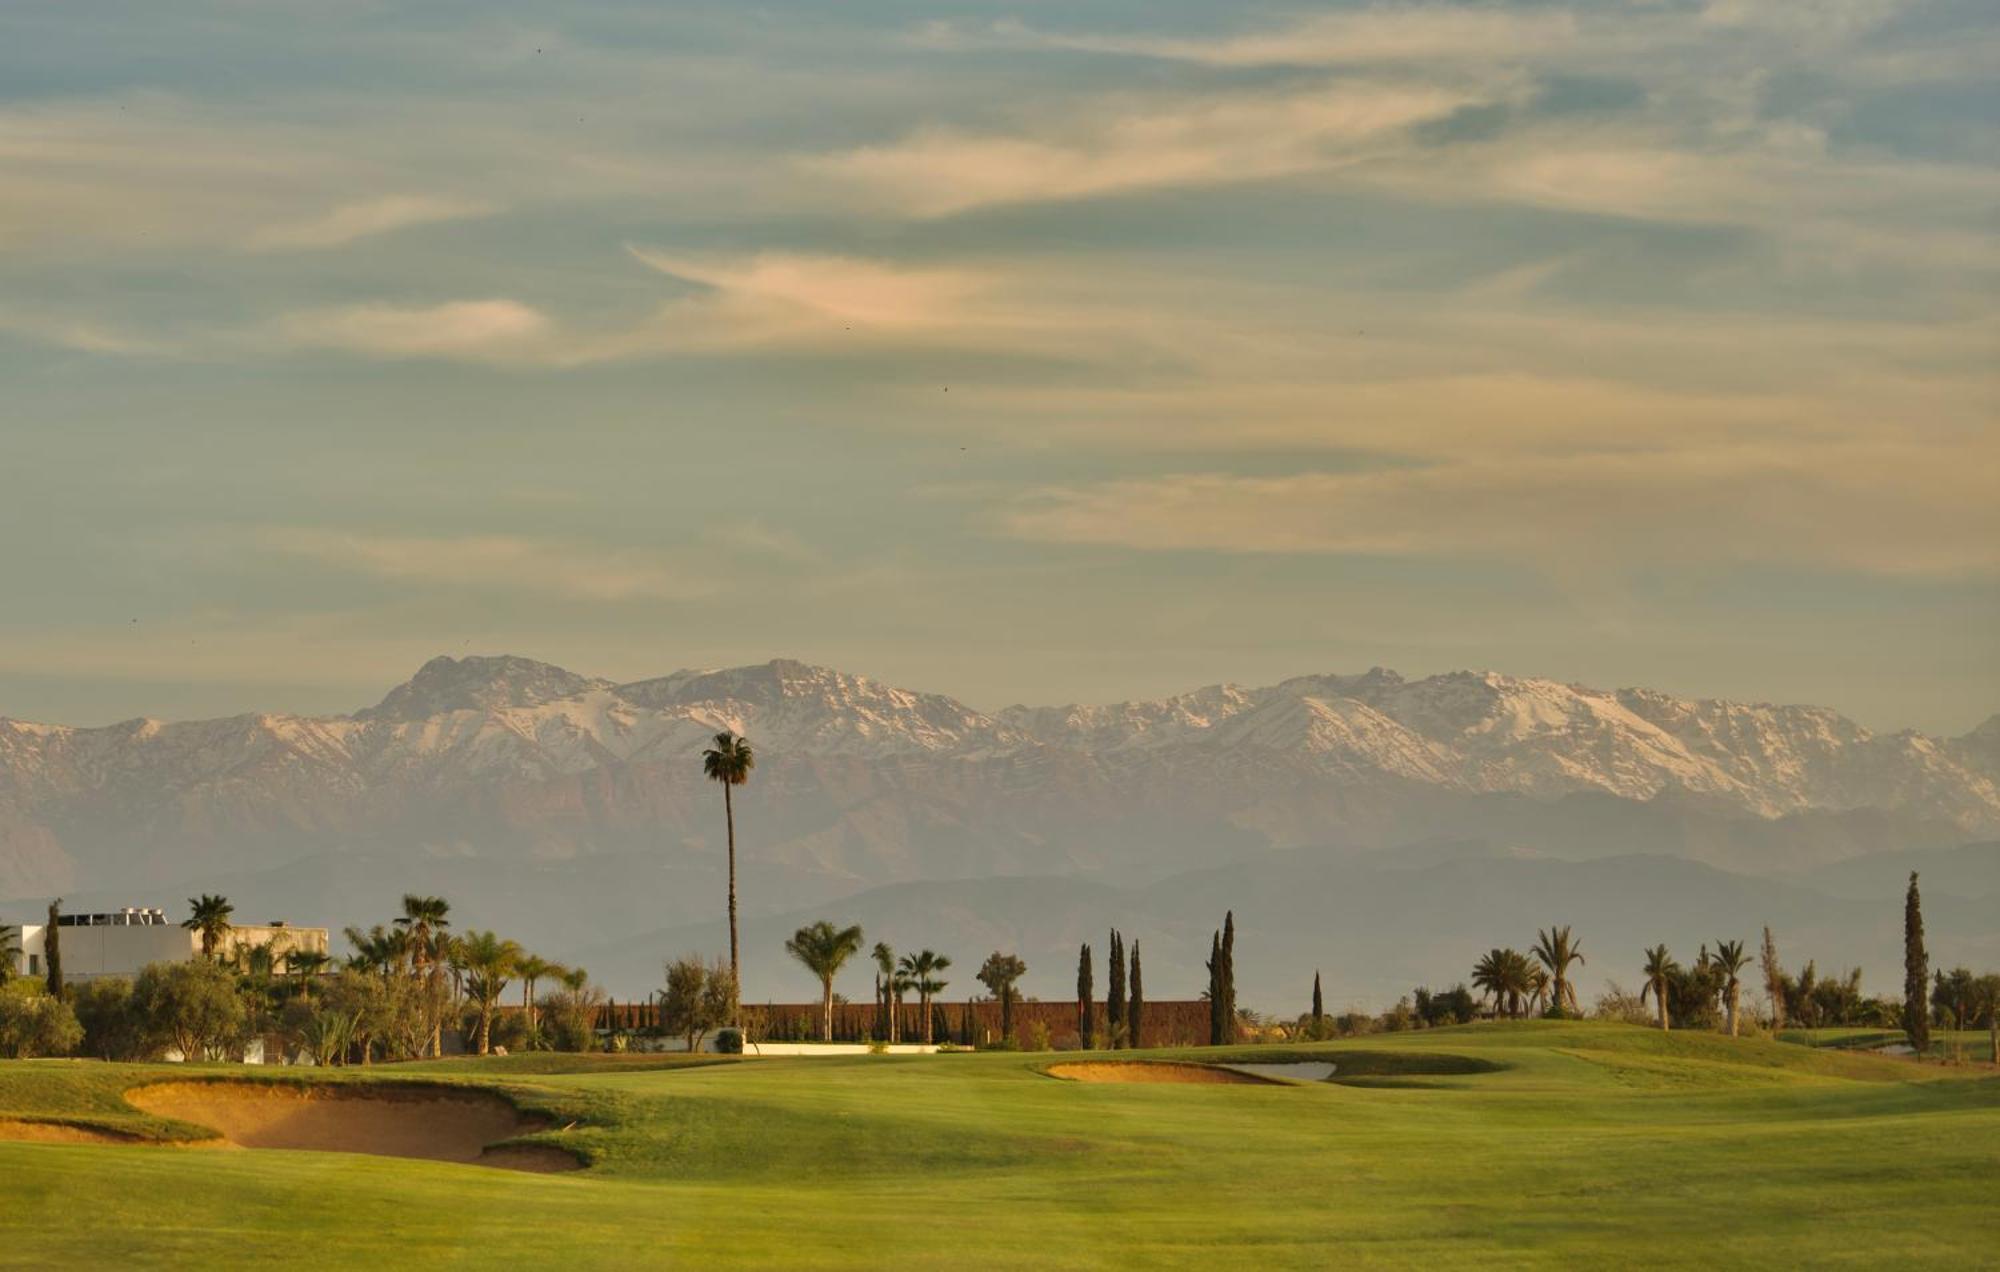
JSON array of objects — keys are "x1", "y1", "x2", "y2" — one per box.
[
  {"x1": 131, "y1": 959, "x2": 244, "y2": 1061},
  {"x1": 0, "y1": 979, "x2": 82, "y2": 1058},
  {"x1": 73, "y1": 978, "x2": 154, "y2": 1061},
  {"x1": 715, "y1": 1027, "x2": 744, "y2": 1054},
  {"x1": 1027, "y1": 1021, "x2": 1052, "y2": 1052},
  {"x1": 664, "y1": 955, "x2": 733, "y2": 1051}
]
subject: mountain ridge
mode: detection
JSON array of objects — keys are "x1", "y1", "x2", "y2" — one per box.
[{"x1": 1, "y1": 654, "x2": 1993, "y2": 984}]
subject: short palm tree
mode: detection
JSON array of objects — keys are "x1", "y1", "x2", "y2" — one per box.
[
  {"x1": 183, "y1": 894, "x2": 235, "y2": 959},
  {"x1": 1711, "y1": 939, "x2": 1752, "y2": 1036},
  {"x1": 1471, "y1": 948, "x2": 1535, "y2": 1018},
  {"x1": 0, "y1": 925, "x2": 19, "y2": 984},
  {"x1": 871, "y1": 942, "x2": 898, "y2": 1042},
  {"x1": 899, "y1": 949, "x2": 952, "y2": 1044},
  {"x1": 702, "y1": 732, "x2": 756, "y2": 1008},
  {"x1": 517, "y1": 954, "x2": 557, "y2": 1045},
  {"x1": 786, "y1": 920, "x2": 866, "y2": 1042},
  {"x1": 287, "y1": 948, "x2": 331, "y2": 992},
  {"x1": 977, "y1": 952, "x2": 1029, "y2": 1041},
  {"x1": 458, "y1": 930, "x2": 523, "y2": 1055},
  {"x1": 342, "y1": 924, "x2": 404, "y2": 976},
  {"x1": 1531, "y1": 926, "x2": 1586, "y2": 1018},
  {"x1": 1641, "y1": 944, "x2": 1680, "y2": 1031}
]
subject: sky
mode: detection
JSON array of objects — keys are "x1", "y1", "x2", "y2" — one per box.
[{"x1": 1, "y1": 0, "x2": 1994, "y2": 734}]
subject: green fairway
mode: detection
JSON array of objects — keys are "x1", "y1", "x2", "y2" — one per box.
[{"x1": 3, "y1": 1023, "x2": 1996, "y2": 1269}]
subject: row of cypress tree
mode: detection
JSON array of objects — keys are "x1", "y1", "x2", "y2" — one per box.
[{"x1": 1077, "y1": 929, "x2": 1145, "y2": 1049}]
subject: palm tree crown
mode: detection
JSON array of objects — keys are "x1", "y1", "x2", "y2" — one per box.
[
  {"x1": 787, "y1": 920, "x2": 866, "y2": 1042},
  {"x1": 458, "y1": 929, "x2": 523, "y2": 1056},
  {"x1": 1531, "y1": 926, "x2": 1586, "y2": 1018},
  {"x1": 899, "y1": 949, "x2": 952, "y2": 1045},
  {"x1": 183, "y1": 894, "x2": 235, "y2": 959},
  {"x1": 395, "y1": 895, "x2": 451, "y2": 970}
]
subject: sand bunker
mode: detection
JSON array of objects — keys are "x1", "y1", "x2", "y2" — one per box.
[
  {"x1": 1218, "y1": 1062, "x2": 1338, "y2": 1083},
  {"x1": 0, "y1": 1119, "x2": 142, "y2": 1145},
  {"x1": 1046, "y1": 1061, "x2": 1282, "y2": 1085},
  {"x1": 125, "y1": 1082, "x2": 580, "y2": 1173}
]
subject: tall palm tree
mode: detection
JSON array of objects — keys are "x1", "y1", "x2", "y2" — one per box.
[
  {"x1": 396, "y1": 895, "x2": 452, "y2": 1056},
  {"x1": 183, "y1": 894, "x2": 235, "y2": 959},
  {"x1": 702, "y1": 732, "x2": 756, "y2": 1008},
  {"x1": 458, "y1": 930, "x2": 523, "y2": 1056},
  {"x1": 899, "y1": 949, "x2": 952, "y2": 1044},
  {"x1": 1712, "y1": 939, "x2": 1752, "y2": 1037},
  {"x1": 786, "y1": 921, "x2": 866, "y2": 1042},
  {"x1": 1531, "y1": 926, "x2": 1586, "y2": 1018},
  {"x1": 1641, "y1": 945, "x2": 1680, "y2": 1032},
  {"x1": 871, "y1": 942, "x2": 898, "y2": 1043}
]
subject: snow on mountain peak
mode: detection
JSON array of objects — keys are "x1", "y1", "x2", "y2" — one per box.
[{"x1": 356, "y1": 654, "x2": 608, "y2": 722}]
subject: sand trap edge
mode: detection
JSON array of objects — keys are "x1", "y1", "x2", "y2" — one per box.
[
  {"x1": 1043, "y1": 1061, "x2": 1286, "y2": 1085},
  {"x1": 122, "y1": 1080, "x2": 585, "y2": 1173}
]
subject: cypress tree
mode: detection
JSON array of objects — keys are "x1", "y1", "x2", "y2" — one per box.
[
  {"x1": 1904, "y1": 872, "x2": 1930, "y2": 1055},
  {"x1": 1077, "y1": 943, "x2": 1095, "y2": 1049},
  {"x1": 1207, "y1": 930, "x2": 1223, "y2": 1045},
  {"x1": 1221, "y1": 910, "x2": 1237, "y2": 1043},
  {"x1": 1127, "y1": 940, "x2": 1144, "y2": 1050},
  {"x1": 1312, "y1": 971, "x2": 1324, "y2": 1037},
  {"x1": 1106, "y1": 930, "x2": 1126, "y2": 1049},
  {"x1": 43, "y1": 899, "x2": 62, "y2": 997},
  {"x1": 1760, "y1": 925, "x2": 1785, "y2": 1032}
]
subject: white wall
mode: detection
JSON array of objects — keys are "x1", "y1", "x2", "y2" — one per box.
[{"x1": 9, "y1": 922, "x2": 197, "y2": 982}]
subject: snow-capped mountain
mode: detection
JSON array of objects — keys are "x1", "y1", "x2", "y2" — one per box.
[{"x1": 0, "y1": 656, "x2": 1992, "y2": 976}]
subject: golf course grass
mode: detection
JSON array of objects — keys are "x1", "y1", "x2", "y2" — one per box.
[{"x1": 2, "y1": 1022, "x2": 1995, "y2": 1268}]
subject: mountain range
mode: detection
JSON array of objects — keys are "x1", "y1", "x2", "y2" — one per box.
[{"x1": 3, "y1": 655, "x2": 1994, "y2": 1005}]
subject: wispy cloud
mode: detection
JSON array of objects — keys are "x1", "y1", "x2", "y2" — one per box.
[
  {"x1": 997, "y1": 442, "x2": 2000, "y2": 578},
  {"x1": 805, "y1": 80, "x2": 1483, "y2": 216},
  {"x1": 248, "y1": 194, "x2": 496, "y2": 251},
  {"x1": 257, "y1": 528, "x2": 718, "y2": 602},
  {"x1": 275, "y1": 299, "x2": 550, "y2": 359},
  {"x1": 913, "y1": 9, "x2": 1584, "y2": 67}
]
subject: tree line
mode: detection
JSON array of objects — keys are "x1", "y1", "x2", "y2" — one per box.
[{"x1": 0, "y1": 893, "x2": 605, "y2": 1062}]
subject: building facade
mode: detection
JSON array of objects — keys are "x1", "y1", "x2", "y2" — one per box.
[{"x1": 3, "y1": 907, "x2": 328, "y2": 983}]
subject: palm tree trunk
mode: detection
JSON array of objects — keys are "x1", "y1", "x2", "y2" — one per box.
[
  {"x1": 822, "y1": 978, "x2": 834, "y2": 1042},
  {"x1": 478, "y1": 1000, "x2": 492, "y2": 1056},
  {"x1": 922, "y1": 992, "x2": 933, "y2": 1044},
  {"x1": 1728, "y1": 985, "x2": 1740, "y2": 1037},
  {"x1": 724, "y1": 782, "x2": 740, "y2": 1022},
  {"x1": 1656, "y1": 983, "x2": 1670, "y2": 1032}
]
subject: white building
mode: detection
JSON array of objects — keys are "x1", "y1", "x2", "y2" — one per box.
[{"x1": 4, "y1": 906, "x2": 328, "y2": 983}]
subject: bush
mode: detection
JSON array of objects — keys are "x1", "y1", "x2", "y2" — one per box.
[
  {"x1": 715, "y1": 1027, "x2": 744, "y2": 1054},
  {"x1": 73, "y1": 978, "x2": 154, "y2": 1061},
  {"x1": 539, "y1": 984, "x2": 604, "y2": 1053},
  {"x1": 132, "y1": 959, "x2": 244, "y2": 1061},
  {"x1": 1026, "y1": 1021, "x2": 1052, "y2": 1052},
  {"x1": 0, "y1": 979, "x2": 82, "y2": 1058}
]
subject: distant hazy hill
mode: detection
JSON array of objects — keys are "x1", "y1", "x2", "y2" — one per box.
[{"x1": 2, "y1": 654, "x2": 1993, "y2": 1000}]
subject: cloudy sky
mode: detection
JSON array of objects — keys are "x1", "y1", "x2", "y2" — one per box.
[{"x1": 2, "y1": 0, "x2": 1994, "y2": 732}]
